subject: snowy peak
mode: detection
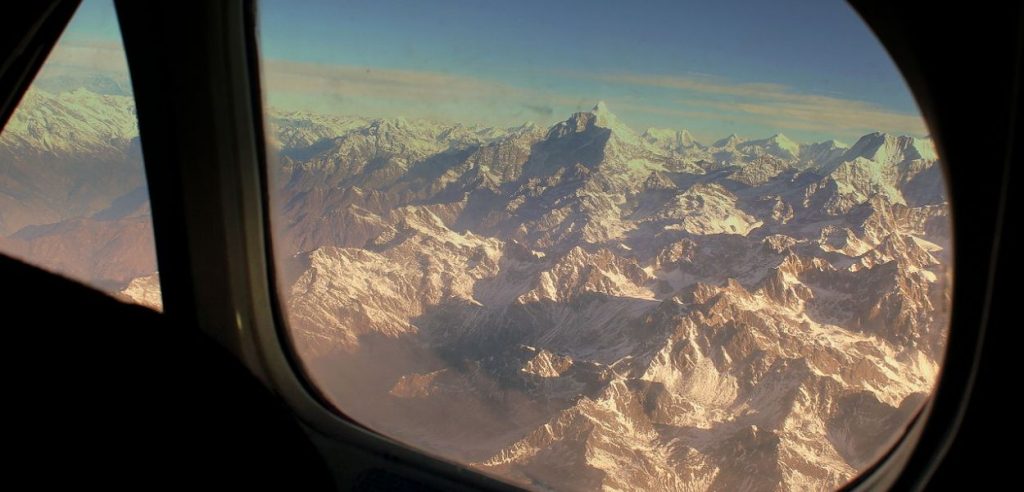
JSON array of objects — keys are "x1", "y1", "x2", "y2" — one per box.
[
  {"x1": 552, "y1": 110, "x2": 602, "y2": 136},
  {"x1": 0, "y1": 87, "x2": 139, "y2": 155},
  {"x1": 641, "y1": 127, "x2": 701, "y2": 150},
  {"x1": 800, "y1": 139, "x2": 850, "y2": 167},
  {"x1": 586, "y1": 100, "x2": 615, "y2": 128},
  {"x1": 843, "y1": 132, "x2": 936, "y2": 166},
  {"x1": 713, "y1": 133, "x2": 744, "y2": 148},
  {"x1": 804, "y1": 138, "x2": 849, "y2": 153},
  {"x1": 768, "y1": 133, "x2": 798, "y2": 152},
  {"x1": 368, "y1": 116, "x2": 410, "y2": 133},
  {"x1": 561, "y1": 101, "x2": 619, "y2": 131},
  {"x1": 547, "y1": 101, "x2": 639, "y2": 146},
  {"x1": 589, "y1": 100, "x2": 639, "y2": 142},
  {"x1": 678, "y1": 128, "x2": 697, "y2": 147},
  {"x1": 738, "y1": 133, "x2": 801, "y2": 160}
]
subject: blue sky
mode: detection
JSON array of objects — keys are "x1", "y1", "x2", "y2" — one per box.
[{"x1": 50, "y1": 0, "x2": 928, "y2": 144}]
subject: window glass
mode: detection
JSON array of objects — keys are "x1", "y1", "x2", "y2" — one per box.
[
  {"x1": 0, "y1": 0, "x2": 161, "y2": 310},
  {"x1": 259, "y1": 1, "x2": 952, "y2": 489}
]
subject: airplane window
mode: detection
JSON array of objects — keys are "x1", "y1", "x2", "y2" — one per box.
[
  {"x1": 0, "y1": 0, "x2": 161, "y2": 310},
  {"x1": 257, "y1": 1, "x2": 952, "y2": 489}
]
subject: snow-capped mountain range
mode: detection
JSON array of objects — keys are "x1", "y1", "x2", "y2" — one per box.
[
  {"x1": 1, "y1": 90, "x2": 950, "y2": 491},
  {"x1": 271, "y1": 102, "x2": 949, "y2": 491}
]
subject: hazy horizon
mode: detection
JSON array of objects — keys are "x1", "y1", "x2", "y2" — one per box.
[{"x1": 47, "y1": 0, "x2": 929, "y2": 145}]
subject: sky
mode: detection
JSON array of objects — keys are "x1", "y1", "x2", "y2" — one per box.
[{"x1": 46, "y1": 0, "x2": 928, "y2": 144}]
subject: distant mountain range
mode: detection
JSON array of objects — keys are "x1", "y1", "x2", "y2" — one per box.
[{"x1": 0, "y1": 89, "x2": 951, "y2": 490}]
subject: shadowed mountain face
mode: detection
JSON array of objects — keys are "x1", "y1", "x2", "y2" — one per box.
[
  {"x1": 1, "y1": 92, "x2": 950, "y2": 490},
  {"x1": 270, "y1": 103, "x2": 951, "y2": 491}
]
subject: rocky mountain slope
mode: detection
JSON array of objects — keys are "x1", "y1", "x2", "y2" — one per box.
[{"x1": 271, "y1": 103, "x2": 951, "y2": 491}]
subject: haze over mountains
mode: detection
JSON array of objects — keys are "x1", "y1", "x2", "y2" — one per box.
[
  {"x1": 0, "y1": 88, "x2": 157, "y2": 299},
  {"x1": 0, "y1": 88, "x2": 950, "y2": 491}
]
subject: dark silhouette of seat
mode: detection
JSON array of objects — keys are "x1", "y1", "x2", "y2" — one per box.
[{"x1": 2, "y1": 253, "x2": 332, "y2": 489}]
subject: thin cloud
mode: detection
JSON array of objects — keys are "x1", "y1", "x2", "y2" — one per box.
[
  {"x1": 43, "y1": 39, "x2": 129, "y2": 74},
  {"x1": 687, "y1": 98, "x2": 926, "y2": 136},
  {"x1": 263, "y1": 60, "x2": 532, "y2": 104},
  {"x1": 263, "y1": 60, "x2": 927, "y2": 139},
  {"x1": 260, "y1": 59, "x2": 604, "y2": 127},
  {"x1": 592, "y1": 72, "x2": 928, "y2": 137},
  {"x1": 32, "y1": 38, "x2": 929, "y2": 140}
]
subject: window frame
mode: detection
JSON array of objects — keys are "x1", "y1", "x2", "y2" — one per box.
[
  {"x1": 0, "y1": 1, "x2": 81, "y2": 131},
  {"x1": 0, "y1": 0, "x2": 1008, "y2": 490}
]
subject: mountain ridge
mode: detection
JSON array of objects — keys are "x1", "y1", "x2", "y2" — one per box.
[{"x1": 268, "y1": 102, "x2": 949, "y2": 491}]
